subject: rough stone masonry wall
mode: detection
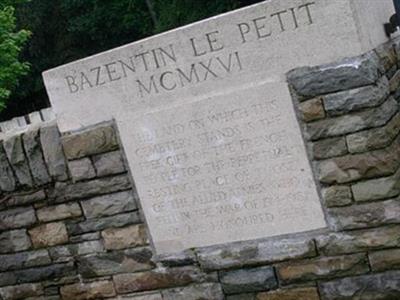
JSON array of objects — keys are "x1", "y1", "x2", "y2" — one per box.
[{"x1": 1, "y1": 38, "x2": 400, "y2": 300}]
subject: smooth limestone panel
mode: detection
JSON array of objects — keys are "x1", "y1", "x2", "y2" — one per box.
[
  {"x1": 43, "y1": 0, "x2": 393, "y2": 254},
  {"x1": 117, "y1": 83, "x2": 326, "y2": 254}
]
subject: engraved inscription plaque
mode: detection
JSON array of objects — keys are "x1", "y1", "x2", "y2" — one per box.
[
  {"x1": 43, "y1": 0, "x2": 394, "y2": 254},
  {"x1": 118, "y1": 83, "x2": 325, "y2": 253}
]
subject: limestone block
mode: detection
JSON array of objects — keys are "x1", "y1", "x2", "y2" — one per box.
[
  {"x1": 60, "y1": 280, "x2": 116, "y2": 300},
  {"x1": 68, "y1": 158, "x2": 96, "y2": 182},
  {"x1": 256, "y1": 287, "x2": 320, "y2": 300},
  {"x1": 37, "y1": 202, "x2": 82, "y2": 222},
  {"x1": 93, "y1": 150, "x2": 126, "y2": 177},
  {"x1": 321, "y1": 185, "x2": 353, "y2": 207},
  {"x1": 0, "y1": 283, "x2": 43, "y2": 300},
  {"x1": 101, "y1": 224, "x2": 147, "y2": 250},
  {"x1": 29, "y1": 222, "x2": 68, "y2": 248},
  {"x1": 299, "y1": 97, "x2": 325, "y2": 122},
  {"x1": 0, "y1": 142, "x2": 16, "y2": 192},
  {"x1": 62, "y1": 124, "x2": 119, "y2": 159},
  {"x1": 313, "y1": 137, "x2": 347, "y2": 160},
  {"x1": 369, "y1": 248, "x2": 400, "y2": 272},
  {"x1": 162, "y1": 283, "x2": 224, "y2": 300},
  {"x1": 0, "y1": 207, "x2": 37, "y2": 231},
  {"x1": 0, "y1": 249, "x2": 50, "y2": 272}
]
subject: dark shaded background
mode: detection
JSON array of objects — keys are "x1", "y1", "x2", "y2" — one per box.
[{"x1": 0, "y1": 0, "x2": 263, "y2": 121}]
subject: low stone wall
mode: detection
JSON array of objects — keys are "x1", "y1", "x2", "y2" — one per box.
[{"x1": 0, "y1": 38, "x2": 400, "y2": 300}]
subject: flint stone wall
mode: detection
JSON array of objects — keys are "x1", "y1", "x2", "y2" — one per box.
[{"x1": 0, "y1": 38, "x2": 400, "y2": 300}]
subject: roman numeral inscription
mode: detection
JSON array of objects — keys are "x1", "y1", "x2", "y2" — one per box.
[{"x1": 43, "y1": 0, "x2": 394, "y2": 254}]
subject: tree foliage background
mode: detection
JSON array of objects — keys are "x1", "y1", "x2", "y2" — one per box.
[
  {"x1": 0, "y1": 0, "x2": 261, "y2": 121},
  {"x1": 0, "y1": 0, "x2": 30, "y2": 112}
]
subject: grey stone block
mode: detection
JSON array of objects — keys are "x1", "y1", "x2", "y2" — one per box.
[
  {"x1": 319, "y1": 270, "x2": 400, "y2": 300},
  {"x1": 323, "y1": 76, "x2": 389, "y2": 116},
  {"x1": 67, "y1": 211, "x2": 141, "y2": 235},
  {"x1": 23, "y1": 127, "x2": 51, "y2": 186},
  {"x1": 163, "y1": 283, "x2": 224, "y2": 300},
  {"x1": 68, "y1": 158, "x2": 96, "y2": 182},
  {"x1": 327, "y1": 198, "x2": 400, "y2": 231},
  {"x1": 48, "y1": 174, "x2": 131, "y2": 203},
  {"x1": 93, "y1": 150, "x2": 126, "y2": 177},
  {"x1": 0, "y1": 249, "x2": 51, "y2": 272},
  {"x1": 0, "y1": 142, "x2": 16, "y2": 192},
  {"x1": 81, "y1": 190, "x2": 136, "y2": 219},
  {"x1": 0, "y1": 229, "x2": 31, "y2": 254},
  {"x1": 0, "y1": 207, "x2": 37, "y2": 231},
  {"x1": 77, "y1": 247, "x2": 154, "y2": 277},
  {"x1": 307, "y1": 97, "x2": 398, "y2": 141},
  {"x1": 220, "y1": 266, "x2": 277, "y2": 294},
  {"x1": 3, "y1": 134, "x2": 33, "y2": 187},
  {"x1": 287, "y1": 52, "x2": 380, "y2": 99},
  {"x1": 197, "y1": 237, "x2": 316, "y2": 271},
  {"x1": 40, "y1": 122, "x2": 68, "y2": 181}
]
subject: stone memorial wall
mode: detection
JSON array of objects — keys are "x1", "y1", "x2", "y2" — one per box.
[
  {"x1": 0, "y1": 37, "x2": 399, "y2": 299},
  {"x1": 1, "y1": 0, "x2": 400, "y2": 299}
]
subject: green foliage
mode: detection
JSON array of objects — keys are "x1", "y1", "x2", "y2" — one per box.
[{"x1": 0, "y1": 1, "x2": 30, "y2": 111}]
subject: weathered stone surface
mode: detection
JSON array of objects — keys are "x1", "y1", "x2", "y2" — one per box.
[
  {"x1": 60, "y1": 280, "x2": 116, "y2": 300},
  {"x1": 81, "y1": 190, "x2": 136, "y2": 219},
  {"x1": 256, "y1": 287, "x2": 320, "y2": 300},
  {"x1": 351, "y1": 169, "x2": 400, "y2": 202},
  {"x1": 287, "y1": 52, "x2": 380, "y2": 99},
  {"x1": 68, "y1": 158, "x2": 96, "y2": 182},
  {"x1": 156, "y1": 250, "x2": 196, "y2": 267},
  {"x1": 322, "y1": 186, "x2": 352, "y2": 207},
  {"x1": 0, "y1": 229, "x2": 31, "y2": 253},
  {"x1": 3, "y1": 134, "x2": 33, "y2": 187},
  {"x1": 163, "y1": 283, "x2": 224, "y2": 300},
  {"x1": 313, "y1": 137, "x2": 347, "y2": 160},
  {"x1": 220, "y1": 266, "x2": 277, "y2": 294},
  {"x1": 102, "y1": 224, "x2": 147, "y2": 250},
  {"x1": 323, "y1": 76, "x2": 389, "y2": 116},
  {"x1": 0, "y1": 207, "x2": 37, "y2": 230},
  {"x1": 346, "y1": 113, "x2": 400, "y2": 154},
  {"x1": 369, "y1": 248, "x2": 400, "y2": 271},
  {"x1": 113, "y1": 266, "x2": 215, "y2": 294},
  {"x1": 40, "y1": 122, "x2": 68, "y2": 181},
  {"x1": 327, "y1": 198, "x2": 400, "y2": 230},
  {"x1": 69, "y1": 232, "x2": 100, "y2": 243},
  {"x1": 307, "y1": 97, "x2": 398, "y2": 141},
  {"x1": 62, "y1": 124, "x2": 119, "y2": 159},
  {"x1": 277, "y1": 254, "x2": 368, "y2": 285},
  {"x1": 67, "y1": 211, "x2": 141, "y2": 235},
  {"x1": 197, "y1": 237, "x2": 316, "y2": 270},
  {"x1": 37, "y1": 202, "x2": 82, "y2": 222},
  {"x1": 319, "y1": 270, "x2": 400, "y2": 300},
  {"x1": 299, "y1": 97, "x2": 325, "y2": 122},
  {"x1": 14, "y1": 262, "x2": 75, "y2": 284},
  {"x1": 390, "y1": 69, "x2": 400, "y2": 92},
  {"x1": 0, "y1": 249, "x2": 50, "y2": 272},
  {"x1": 316, "y1": 225, "x2": 400, "y2": 255},
  {"x1": 93, "y1": 150, "x2": 125, "y2": 177},
  {"x1": 0, "y1": 143, "x2": 16, "y2": 192},
  {"x1": 318, "y1": 136, "x2": 400, "y2": 184},
  {"x1": 29, "y1": 222, "x2": 68, "y2": 248},
  {"x1": 111, "y1": 292, "x2": 163, "y2": 300},
  {"x1": 5, "y1": 190, "x2": 46, "y2": 207},
  {"x1": 0, "y1": 272, "x2": 16, "y2": 287},
  {"x1": 49, "y1": 240, "x2": 104, "y2": 263},
  {"x1": 23, "y1": 127, "x2": 51, "y2": 186},
  {"x1": 0, "y1": 283, "x2": 43, "y2": 300},
  {"x1": 227, "y1": 294, "x2": 255, "y2": 300},
  {"x1": 375, "y1": 41, "x2": 397, "y2": 72},
  {"x1": 78, "y1": 247, "x2": 154, "y2": 277},
  {"x1": 48, "y1": 174, "x2": 131, "y2": 203}
]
